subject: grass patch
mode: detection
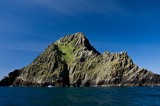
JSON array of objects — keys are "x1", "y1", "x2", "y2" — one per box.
[{"x1": 54, "y1": 41, "x2": 75, "y2": 64}]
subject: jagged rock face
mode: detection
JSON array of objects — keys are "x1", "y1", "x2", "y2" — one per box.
[{"x1": 1, "y1": 32, "x2": 160, "y2": 87}]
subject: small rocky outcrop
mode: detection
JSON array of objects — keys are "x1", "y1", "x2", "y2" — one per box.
[
  {"x1": 0, "y1": 70, "x2": 21, "y2": 86},
  {"x1": 1, "y1": 32, "x2": 160, "y2": 87}
]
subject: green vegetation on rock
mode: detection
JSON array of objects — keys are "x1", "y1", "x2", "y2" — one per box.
[{"x1": 54, "y1": 41, "x2": 74, "y2": 64}]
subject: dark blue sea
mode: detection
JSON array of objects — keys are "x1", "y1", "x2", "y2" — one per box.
[{"x1": 0, "y1": 87, "x2": 160, "y2": 106}]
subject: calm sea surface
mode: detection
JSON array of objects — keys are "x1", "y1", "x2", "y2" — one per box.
[{"x1": 0, "y1": 87, "x2": 160, "y2": 106}]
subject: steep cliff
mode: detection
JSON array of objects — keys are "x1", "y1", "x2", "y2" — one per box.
[{"x1": 1, "y1": 32, "x2": 160, "y2": 87}]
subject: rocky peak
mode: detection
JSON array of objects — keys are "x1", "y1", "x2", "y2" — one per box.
[
  {"x1": 55, "y1": 32, "x2": 100, "y2": 55},
  {"x1": 58, "y1": 32, "x2": 86, "y2": 44}
]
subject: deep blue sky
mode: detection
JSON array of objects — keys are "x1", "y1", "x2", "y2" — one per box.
[{"x1": 0, "y1": 0, "x2": 160, "y2": 79}]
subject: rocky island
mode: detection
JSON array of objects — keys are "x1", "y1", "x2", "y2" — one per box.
[{"x1": 1, "y1": 32, "x2": 160, "y2": 87}]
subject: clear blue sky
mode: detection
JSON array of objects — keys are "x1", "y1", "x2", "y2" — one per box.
[{"x1": 0, "y1": 0, "x2": 160, "y2": 79}]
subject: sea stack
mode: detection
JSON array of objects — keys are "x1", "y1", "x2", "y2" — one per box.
[{"x1": 1, "y1": 32, "x2": 160, "y2": 87}]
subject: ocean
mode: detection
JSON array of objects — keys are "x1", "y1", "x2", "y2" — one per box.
[{"x1": 0, "y1": 87, "x2": 160, "y2": 106}]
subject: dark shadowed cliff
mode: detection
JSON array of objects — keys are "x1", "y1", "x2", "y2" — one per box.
[{"x1": 1, "y1": 32, "x2": 160, "y2": 87}]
